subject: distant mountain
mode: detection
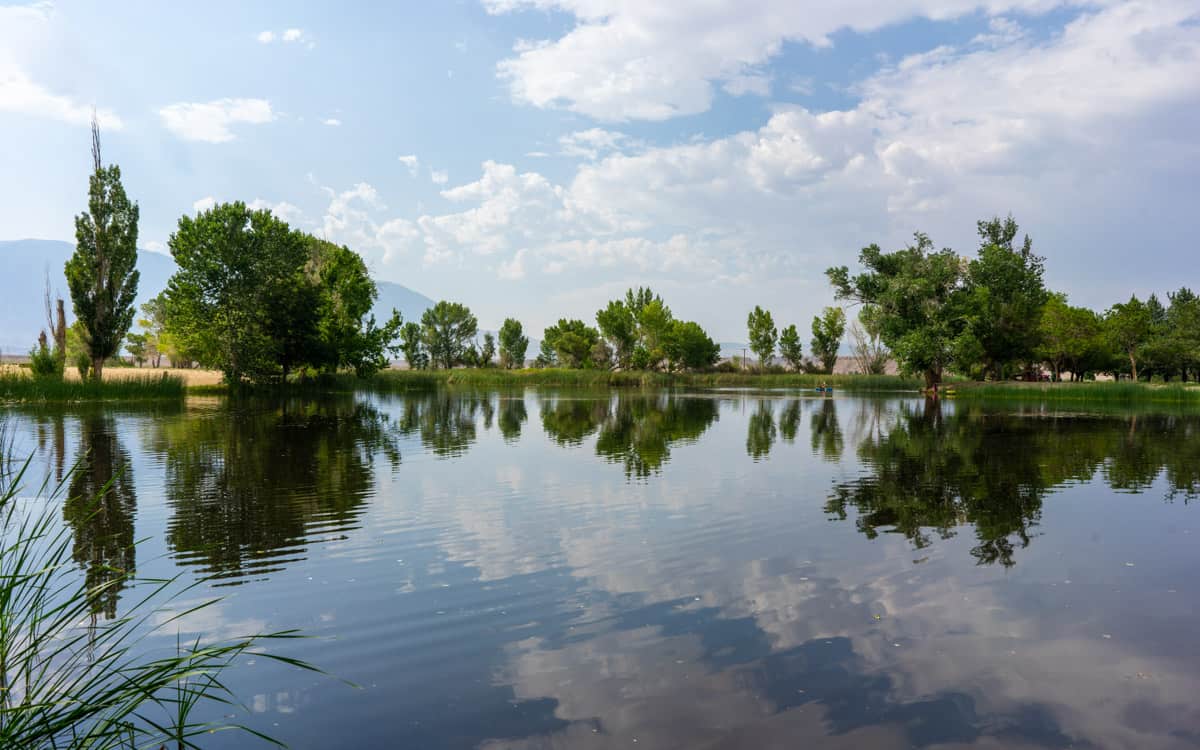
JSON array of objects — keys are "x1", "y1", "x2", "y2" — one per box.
[{"x1": 0, "y1": 239, "x2": 435, "y2": 356}]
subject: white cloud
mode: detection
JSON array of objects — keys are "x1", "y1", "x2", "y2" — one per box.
[
  {"x1": 0, "y1": 3, "x2": 123, "y2": 129},
  {"x1": 192, "y1": 196, "x2": 216, "y2": 213},
  {"x1": 142, "y1": 240, "x2": 167, "y2": 255},
  {"x1": 430, "y1": 169, "x2": 449, "y2": 185},
  {"x1": 487, "y1": 0, "x2": 1090, "y2": 121},
  {"x1": 722, "y1": 71, "x2": 771, "y2": 97},
  {"x1": 257, "y1": 27, "x2": 313, "y2": 47},
  {"x1": 322, "y1": 118, "x2": 342, "y2": 126},
  {"x1": 158, "y1": 98, "x2": 274, "y2": 143},
  {"x1": 398, "y1": 154, "x2": 420, "y2": 175},
  {"x1": 558, "y1": 128, "x2": 631, "y2": 160},
  {"x1": 247, "y1": 198, "x2": 304, "y2": 224}
]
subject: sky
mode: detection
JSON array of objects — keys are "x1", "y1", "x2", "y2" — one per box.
[{"x1": 1, "y1": 0, "x2": 1198, "y2": 339}]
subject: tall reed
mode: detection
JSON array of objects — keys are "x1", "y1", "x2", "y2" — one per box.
[{"x1": 0, "y1": 454, "x2": 318, "y2": 748}]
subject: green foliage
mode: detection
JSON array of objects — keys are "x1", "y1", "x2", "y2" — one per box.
[
  {"x1": 164, "y1": 205, "x2": 399, "y2": 382},
  {"x1": 542, "y1": 319, "x2": 602, "y2": 368},
  {"x1": 958, "y1": 216, "x2": 1048, "y2": 378},
  {"x1": 498, "y1": 318, "x2": 529, "y2": 369},
  {"x1": 0, "y1": 372, "x2": 184, "y2": 403},
  {"x1": 810, "y1": 306, "x2": 846, "y2": 374},
  {"x1": 778, "y1": 324, "x2": 803, "y2": 370},
  {"x1": 66, "y1": 122, "x2": 140, "y2": 380},
  {"x1": 746, "y1": 306, "x2": 777, "y2": 371},
  {"x1": 480, "y1": 332, "x2": 497, "y2": 367},
  {"x1": 849, "y1": 307, "x2": 890, "y2": 375},
  {"x1": 124, "y1": 331, "x2": 149, "y2": 366},
  {"x1": 596, "y1": 299, "x2": 638, "y2": 368},
  {"x1": 165, "y1": 202, "x2": 309, "y2": 383},
  {"x1": 400, "y1": 321, "x2": 428, "y2": 370},
  {"x1": 1105, "y1": 295, "x2": 1153, "y2": 380},
  {"x1": 664, "y1": 320, "x2": 720, "y2": 371},
  {"x1": 828, "y1": 232, "x2": 964, "y2": 389},
  {"x1": 420, "y1": 300, "x2": 478, "y2": 369},
  {"x1": 29, "y1": 334, "x2": 62, "y2": 378},
  {"x1": 1035, "y1": 294, "x2": 1106, "y2": 380}
]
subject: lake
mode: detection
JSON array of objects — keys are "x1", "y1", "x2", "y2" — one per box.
[{"x1": 4, "y1": 389, "x2": 1200, "y2": 749}]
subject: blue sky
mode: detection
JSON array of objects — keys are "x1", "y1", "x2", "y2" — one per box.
[{"x1": 2, "y1": 0, "x2": 1198, "y2": 339}]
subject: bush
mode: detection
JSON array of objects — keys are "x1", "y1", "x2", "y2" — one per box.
[
  {"x1": 74, "y1": 351, "x2": 92, "y2": 380},
  {"x1": 29, "y1": 339, "x2": 63, "y2": 379}
]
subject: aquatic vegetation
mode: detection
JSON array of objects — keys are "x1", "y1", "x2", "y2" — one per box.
[
  {"x1": 0, "y1": 458, "x2": 318, "y2": 748},
  {"x1": 0, "y1": 371, "x2": 185, "y2": 404}
]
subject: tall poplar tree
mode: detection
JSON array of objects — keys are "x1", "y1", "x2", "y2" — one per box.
[{"x1": 66, "y1": 117, "x2": 140, "y2": 380}]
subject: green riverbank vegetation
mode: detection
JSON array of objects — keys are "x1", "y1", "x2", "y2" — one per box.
[{"x1": 20, "y1": 120, "x2": 1200, "y2": 400}]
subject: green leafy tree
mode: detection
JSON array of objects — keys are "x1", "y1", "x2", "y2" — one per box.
[
  {"x1": 960, "y1": 216, "x2": 1048, "y2": 379},
  {"x1": 542, "y1": 319, "x2": 601, "y2": 368},
  {"x1": 849, "y1": 307, "x2": 890, "y2": 375},
  {"x1": 1105, "y1": 296, "x2": 1152, "y2": 381},
  {"x1": 1167, "y1": 288, "x2": 1200, "y2": 381},
  {"x1": 125, "y1": 331, "x2": 149, "y2": 367},
  {"x1": 664, "y1": 320, "x2": 720, "y2": 371},
  {"x1": 746, "y1": 306, "x2": 777, "y2": 371},
  {"x1": 66, "y1": 118, "x2": 140, "y2": 381},
  {"x1": 479, "y1": 332, "x2": 497, "y2": 367},
  {"x1": 400, "y1": 321, "x2": 428, "y2": 369},
  {"x1": 778, "y1": 324, "x2": 803, "y2": 370},
  {"x1": 421, "y1": 301, "x2": 478, "y2": 370},
  {"x1": 637, "y1": 299, "x2": 674, "y2": 369},
  {"x1": 307, "y1": 238, "x2": 403, "y2": 377},
  {"x1": 164, "y1": 202, "x2": 308, "y2": 383},
  {"x1": 827, "y1": 233, "x2": 965, "y2": 390},
  {"x1": 810, "y1": 306, "x2": 846, "y2": 374},
  {"x1": 498, "y1": 318, "x2": 528, "y2": 369},
  {"x1": 596, "y1": 300, "x2": 638, "y2": 368}
]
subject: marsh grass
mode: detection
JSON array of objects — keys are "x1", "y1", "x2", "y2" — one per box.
[
  {"x1": 0, "y1": 454, "x2": 320, "y2": 749},
  {"x1": 953, "y1": 381, "x2": 1200, "y2": 405},
  {"x1": 0, "y1": 372, "x2": 185, "y2": 404}
]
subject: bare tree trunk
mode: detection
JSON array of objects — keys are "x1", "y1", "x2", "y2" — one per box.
[
  {"x1": 92, "y1": 356, "x2": 104, "y2": 382},
  {"x1": 1129, "y1": 352, "x2": 1138, "y2": 382}
]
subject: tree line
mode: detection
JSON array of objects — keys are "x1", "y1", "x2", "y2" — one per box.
[{"x1": 32, "y1": 121, "x2": 1198, "y2": 388}]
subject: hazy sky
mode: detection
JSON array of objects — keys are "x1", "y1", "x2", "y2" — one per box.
[{"x1": 1, "y1": 1, "x2": 1197, "y2": 337}]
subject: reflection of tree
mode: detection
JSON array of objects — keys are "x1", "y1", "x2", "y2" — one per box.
[
  {"x1": 539, "y1": 396, "x2": 610, "y2": 446},
  {"x1": 826, "y1": 401, "x2": 1114, "y2": 567},
  {"x1": 157, "y1": 398, "x2": 400, "y2": 581},
  {"x1": 745, "y1": 400, "x2": 776, "y2": 461},
  {"x1": 594, "y1": 394, "x2": 719, "y2": 478},
  {"x1": 398, "y1": 392, "x2": 481, "y2": 458},
  {"x1": 810, "y1": 399, "x2": 844, "y2": 460},
  {"x1": 497, "y1": 396, "x2": 528, "y2": 443},
  {"x1": 64, "y1": 414, "x2": 136, "y2": 619},
  {"x1": 778, "y1": 400, "x2": 802, "y2": 442}
]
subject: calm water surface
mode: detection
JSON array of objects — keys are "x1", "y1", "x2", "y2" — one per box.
[{"x1": 5, "y1": 390, "x2": 1200, "y2": 749}]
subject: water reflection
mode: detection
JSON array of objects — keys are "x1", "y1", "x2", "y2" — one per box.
[
  {"x1": 825, "y1": 401, "x2": 1200, "y2": 566},
  {"x1": 64, "y1": 413, "x2": 136, "y2": 618},
  {"x1": 594, "y1": 394, "x2": 718, "y2": 478},
  {"x1": 745, "y1": 399, "x2": 777, "y2": 461},
  {"x1": 152, "y1": 398, "x2": 400, "y2": 582},
  {"x1": 397, "y1": 392, "x2": 483, "y2": 458}
]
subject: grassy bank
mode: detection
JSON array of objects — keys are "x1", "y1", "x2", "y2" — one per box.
[
  {"x1": 366, "y1": 368, "x2": 923, "y2": 392},
  {"x1": 0, "y1": 372, "x2": 185, "y2": 403},
  {"x1": 952, "y1": 380, "x2": 1200, "y2": 405}
]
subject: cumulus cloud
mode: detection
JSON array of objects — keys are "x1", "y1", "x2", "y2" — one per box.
[
  {"x1": 487, "y1": 0, "x2": 1092, "y2": 121},
  {"x1": 430, "y1": 169, "x2": 449, "y2": 185},
  {"x1": 158, "y1": 98, "x2": 274, "y2": 143},
  {"x1": 247, "y1": 198, "x2": 304, "y2": 224}
]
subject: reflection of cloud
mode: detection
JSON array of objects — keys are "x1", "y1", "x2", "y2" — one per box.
[{"x1": 150, "y1": 598, "x2": 268, "y2": 644}]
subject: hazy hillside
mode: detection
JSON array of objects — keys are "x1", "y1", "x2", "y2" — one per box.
[{"x1": 0, "y1": 239, "x2": 435, "y2": 356}]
